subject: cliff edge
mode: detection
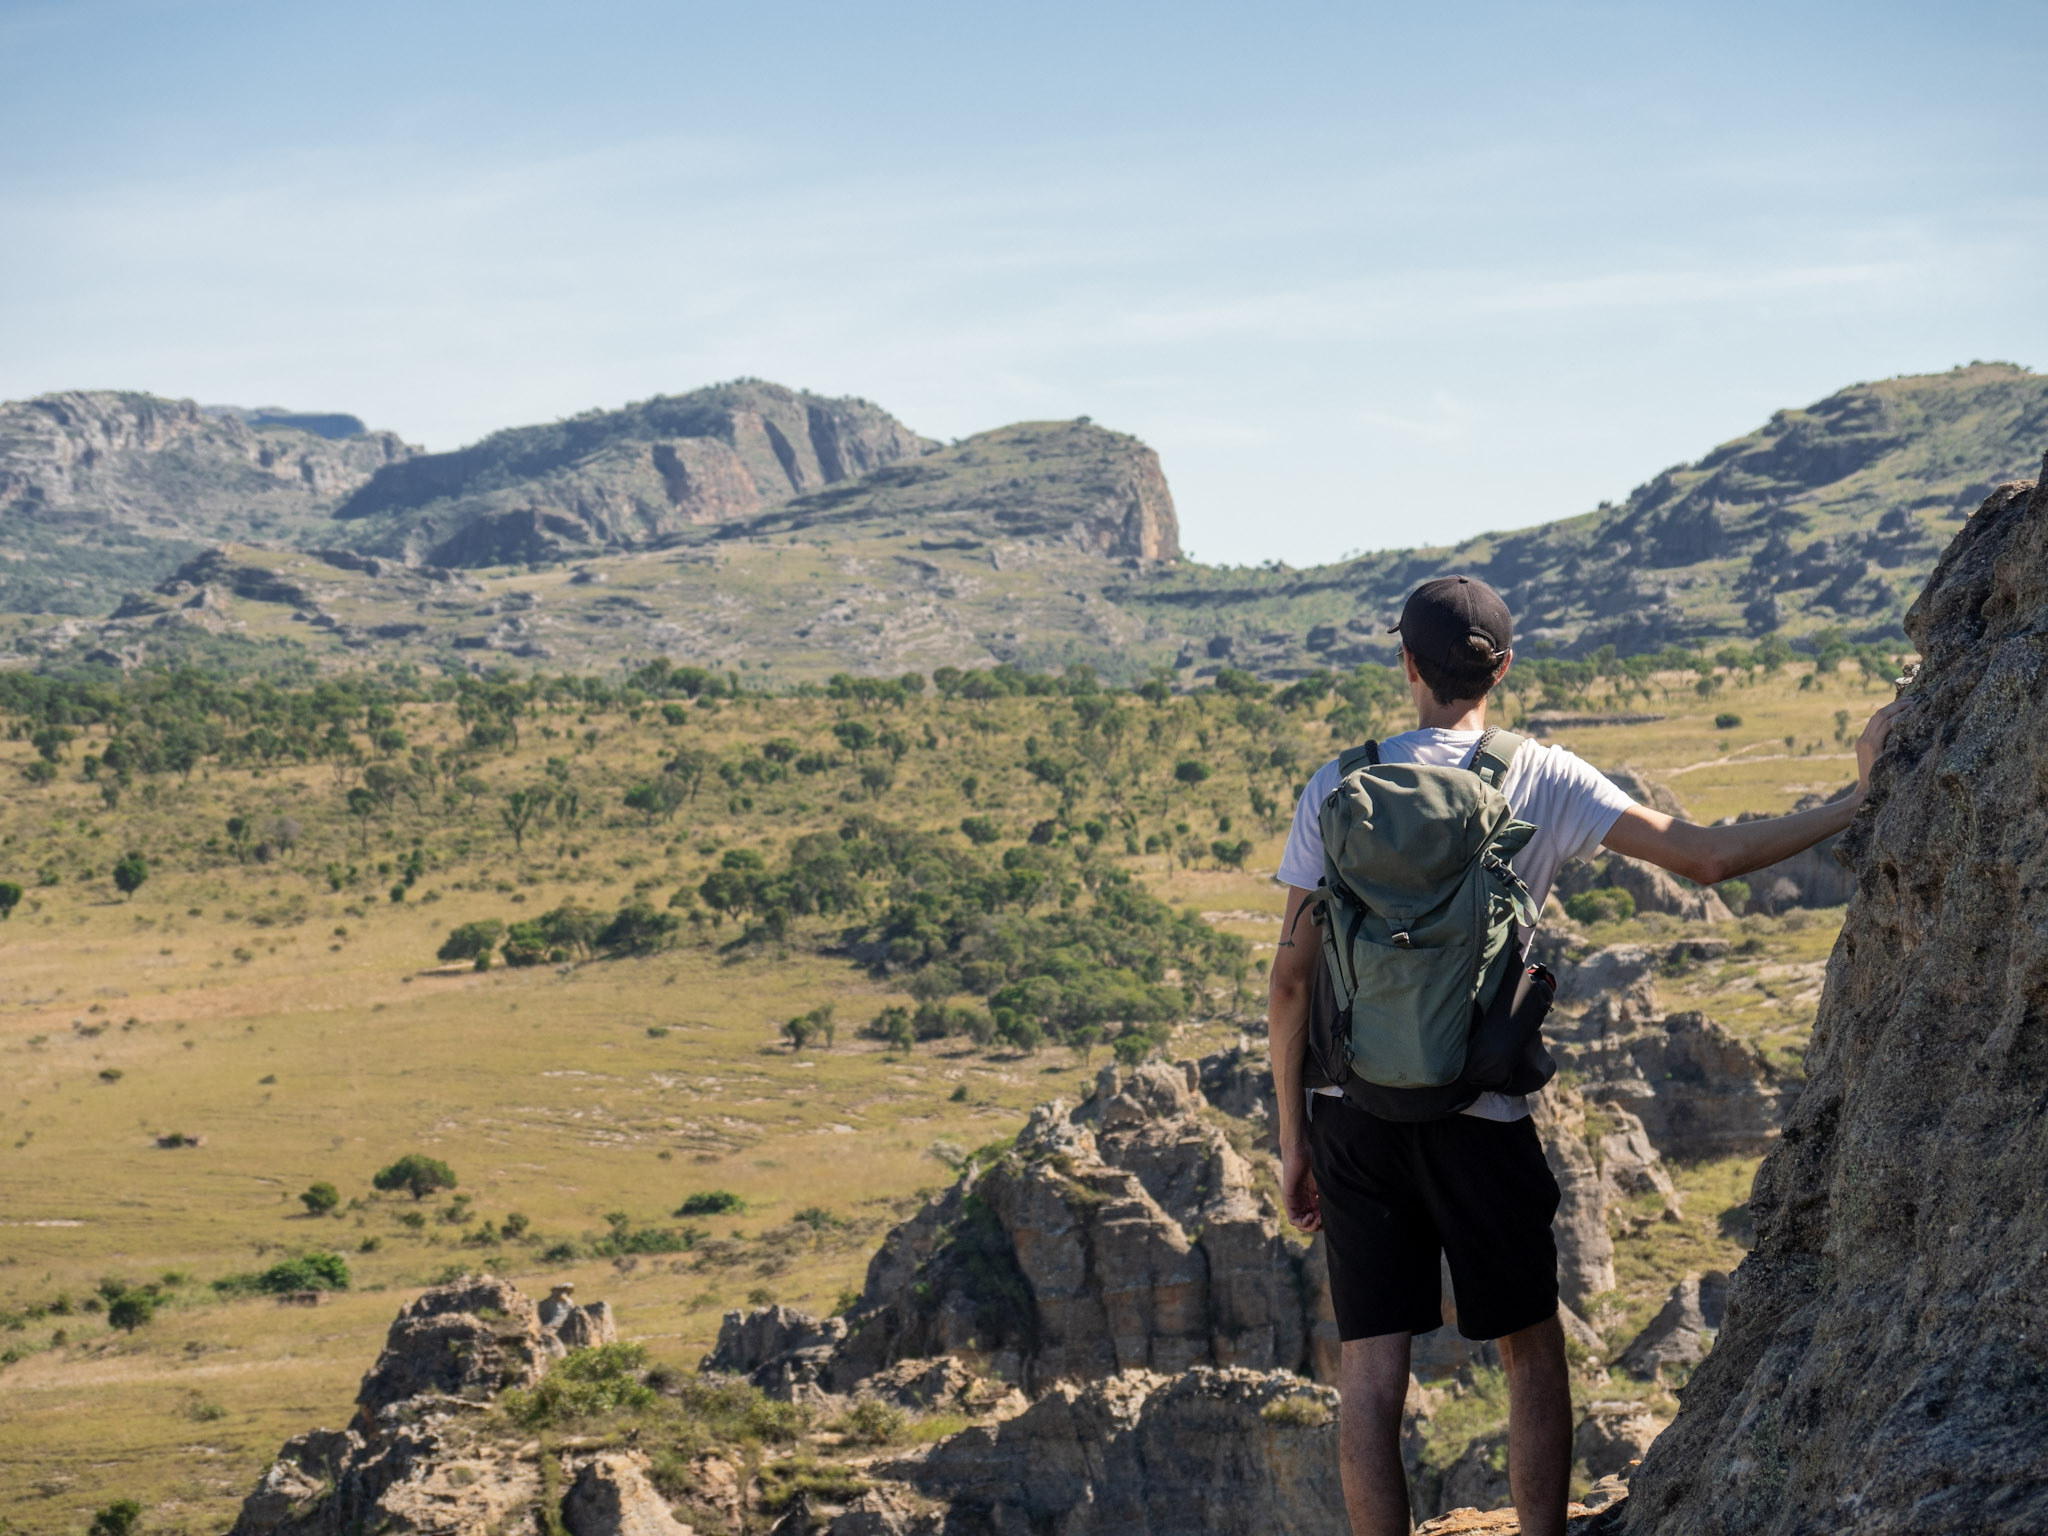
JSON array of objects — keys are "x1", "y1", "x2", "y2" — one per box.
[{"x1": 1619, "y1": 465, "x2": 2048, "y2": 1533}]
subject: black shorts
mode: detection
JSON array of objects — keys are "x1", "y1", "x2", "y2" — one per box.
[{"x1": 1308, "y1": 1094, "x2": 1561, "y2": 1342}]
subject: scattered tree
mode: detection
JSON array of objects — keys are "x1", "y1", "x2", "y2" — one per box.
[
  {"x1": 373, "y1": 1154, "x2": 458, "y2": 1201},
  {"x1": 0, "y1": 881, "x2": 19, "y2": 920},
  {"x1": 300, "y1": 1182, "x2": 341, "y2": 1217},
  {"x1": 112, "y1": 852, "x2": 148, "y2": 900},
  {"x1": 106, "y1": 1291, "x2": 154, "y2": 1332}
]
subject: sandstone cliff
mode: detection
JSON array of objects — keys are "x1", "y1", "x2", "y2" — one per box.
[
  {"x1": 1618, "y1": 464, "x2": 2048, "y2": 1533},
  {"x1": 0, "y1": 391, "x2": 413, "y2": 612},
  {"x1": 335, "y1": 380, "x2": 940, "y2": 567}
]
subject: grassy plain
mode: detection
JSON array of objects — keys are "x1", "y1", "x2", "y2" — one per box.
[{"x1": 0, "y1": 655, "x2": 1892, "y2": 1532}]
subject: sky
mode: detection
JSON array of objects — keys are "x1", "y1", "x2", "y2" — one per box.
[{"x1": 3, "y1": 0, "x2": 2044, "y2": 567}]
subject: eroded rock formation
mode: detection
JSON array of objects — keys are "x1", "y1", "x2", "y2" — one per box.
[
  {"x1": 230, "y1": 1275, "x2": 655, "y2": 1536},
  {"x1": 1620, "y1": 466, "x2": 2048, "y2": 1533},
  {"x1": 890, "y1": 1367, "x2": 1347, "y2": 1536}
]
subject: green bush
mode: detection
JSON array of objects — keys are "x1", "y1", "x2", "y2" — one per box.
[
  {"x1": 1716, "y1": 878, "x2": 1752, "y2": 914},
  {"x1": 107, "y1": 1291, "x2": 155, "y2": 1332},
  {"x1": 839, "y1": 1396, "x2": 907, "y2": 1444},
  {"x1": 437, "y1": 920, "x2": 504, "y2": 968},
  {"x1": 299, "y1": 1182, "x2": 340, "y2": 1216},
  {"x1": 1714, "y1": 712, "x2": 1743, "y2": 730},
  {"x1": 1564, "y1": 887, "x2": 1636, "y2": 926},
  {"x1": 677, "y1": 1191, "x2": 746, "y2": 1217},
  {"x1": 212, "y1": 1252, "x2": 351, "y2": 1297},
  {"x1": 89, "y1": 1502, "x2": 144, "y2": 1536},
  {"x1": 372, "y1": 1154, "x2": 457, "y2": 1200},
  {"x1": 503, "y1": 1341, "x2": 657, "y2": 1427},
  {"x1": 1173, "y1": 758, "x2": 1210, "y2": 784},
  {"x1": 0, "y1": 881, "x2": 20, "y2": 919},
  {"x1": 958, "y1": 815, "x2": 1001, "y2": 845}
]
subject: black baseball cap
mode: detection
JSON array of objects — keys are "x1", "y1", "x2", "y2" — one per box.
[{"x1": 1388, "y1": 576, "x2": 1513, "y2": 667}]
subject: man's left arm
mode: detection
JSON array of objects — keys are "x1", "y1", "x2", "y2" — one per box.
[{"x1": 1600, "y1": 698, "x2": 1912, "y2": 884}]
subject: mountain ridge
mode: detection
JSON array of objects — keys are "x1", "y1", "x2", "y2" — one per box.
[{"x1": 2, "y1": 363, "x2": 2042, "y2": 680}]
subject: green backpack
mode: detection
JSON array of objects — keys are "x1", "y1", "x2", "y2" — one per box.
[{"x1": 1305, "y1": 730, "x2": 1557, "y2": 1120}]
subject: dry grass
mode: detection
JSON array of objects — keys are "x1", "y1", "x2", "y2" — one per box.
[{"x1": 0, "y1": 659, "x2": 1877, "y2": 1529}]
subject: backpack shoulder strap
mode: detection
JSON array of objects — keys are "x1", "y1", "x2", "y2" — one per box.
[
  {"x1": 1466, "y1": 729, "x2": 1527, "y2": 791},
  {"x1": 1337, "y1": 740, "x2": 1381, "y2": 776}
]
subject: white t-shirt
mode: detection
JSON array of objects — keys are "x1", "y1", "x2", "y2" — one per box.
[{"x1": 1276, "y1": 727, "x2": 1636, "y2": 1121}]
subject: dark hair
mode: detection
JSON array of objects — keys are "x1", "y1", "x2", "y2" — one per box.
[{"x1": 1408, "y1": 635, "x2": 1506, "y2": 707}]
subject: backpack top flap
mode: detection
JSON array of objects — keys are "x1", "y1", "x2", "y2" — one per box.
[{"x1": 1319, "y1": 760, "x2": 1520, "y2": 929}]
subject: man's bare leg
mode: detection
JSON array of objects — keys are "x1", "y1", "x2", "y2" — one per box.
[
  {"x1": 1338, "y1": 1332, "x2": 1415, "y2": 1535},
  {"x1": 1497, "y1": 1312, "x2": 1572, "y2": 1536}
]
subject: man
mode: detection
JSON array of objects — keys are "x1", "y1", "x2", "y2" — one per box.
[{"x1": 1266, "y1": 576, "x2": 1908, "y2": 1536}]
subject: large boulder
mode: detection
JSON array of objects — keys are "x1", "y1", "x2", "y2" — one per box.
[
  {"x1": 562, "y1": 1452, "x2": 693, "y2": 1536},
  {"x1": 1605, "y1": 1013, "x2": 1783, "y2": 1159},
  {"x1": 896, "y1": 1367, "x2": 1348, "y2": 1535},
  {"x1": 1604, "y1": 856, "x2": 1734, "y2": 923},
  {"x1": 354, "y1": 1274, "x2": 556, "y2": 1422},
  {"x1": 1621, "y1": 467, "x2": 2048, "y2": 1533},
  {"x1": 826, "y1": 1069, "x2": 1317, "y2": 1394},
  {"x1": 1615, "y1": 1273, "x2": 1727, "y2": 1379}
]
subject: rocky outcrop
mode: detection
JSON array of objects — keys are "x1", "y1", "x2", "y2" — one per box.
[
  {"x1": 1615, "y1": 1272, "x2": 1727, "y2": 1380},
  {"x1": 893, "y1": 1367, "x2": 1347, "y2": 1535},
  {"x1": 562, "y1": 1453, "x2": 694, "y2": 1536},
  {"x1": 1549, "y1": 944, "x2": 1785, "y2": 1161},
  {"x1": 1619, "y1": 464, "x2": 2048, "y2": 1533},
  {"x1": 0, "y1": 390, "x2": 413, "y2": 612},
  {"x1": 335, "y1": 380, "x2": 938, "y2": 567},
  {"x1": 230, "y1": 1275, "x2": 664, "y2": 1536},
  {"x1": 819, "y1": 1062, "x2": 1314, "y2": 1395},
  {"x1": 1603, "y1": 856, "x2": 1734, "y2": 923}
]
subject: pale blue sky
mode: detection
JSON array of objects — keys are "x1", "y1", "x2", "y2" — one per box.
[{"x1": 3, "y1": 1, "x2": 2044, "y2": 565}]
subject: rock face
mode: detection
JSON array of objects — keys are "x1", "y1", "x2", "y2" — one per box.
[
  {"x1": 1620, "y1": 466, "x2": 2048, "y2": 1533},
  {"x1": 230, "y1": 1275, "x2": 663, "y2": 1536},
  {"x1": 895, "y1": 1366, "x2": 1348, "y2": 1536},
  {"x1": 0, "y1": 390, "x2": 414, "y2": 612},
  {"x1": 336, "y1": 380, "x2": 940, "y2": 567}
]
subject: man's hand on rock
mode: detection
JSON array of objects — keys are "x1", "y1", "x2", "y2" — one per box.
[
  {"x1": 1854, "y1": 697, "x2": 1914, "y2": 798},
  {"x1": 1281, "y1": 1141, "x2": 1322, "y2": 1233}
]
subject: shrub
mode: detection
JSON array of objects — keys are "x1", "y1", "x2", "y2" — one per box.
[
  {"x1": 89, "y1": 1502, "x2": 144, "y2": 1536},
  {"x1": 1716, "y1": 878, "x2": 1752, "y2": 914},
  {"x1": 437, "y1": 920, "x2": 504, "y2": 969},
  {"x1": 1260, "y1": 1392, "x2": 1334, "y2": 1427},
  {"x1": 1714, "y1": 712, "x2": 1743, "y2": 730},
  {"x1": 958, "y1": 816, "x2": 1001, "y2": 846},
  {"x1": 0, "y1": 881, "x2": 19, "y2": 919},
  {"x1": 300, "y1": 1182, "x2": 340, "y2": 1216},
  {"x1": 1173, "y1": 758, "x2": 1210, "y2": 784},
  {"x1": 503, "y1": 1341, "x2": 656, "y2": 1426},
  {"x1": 212, "y1": 1252, "x2": 351, "y2": 1297},
  {"x1": 839, "y1": 1396, "x2": 907, "y2": 1445},
  {"x1": 106, "y1": 1291, "x2": 155, "y2": 1331},
  {"x1": 1564, "y1": 887, "x2": 1636, "y2": 926},
  {"x1": 677, "y1": 1191, "x2": 746, "y2": 1217},
  {"x1": 373, "y1": 1154, "x2": 457, "y2": 1200}
]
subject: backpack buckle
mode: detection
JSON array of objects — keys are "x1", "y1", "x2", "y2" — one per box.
[{"x1": 1390, "y1": 930, "x2": 1414, "y2": 948}]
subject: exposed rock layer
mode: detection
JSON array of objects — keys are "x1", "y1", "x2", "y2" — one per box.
[{"x1": 1622, "y1": 465, "x2": 2048, "y2": 1533}]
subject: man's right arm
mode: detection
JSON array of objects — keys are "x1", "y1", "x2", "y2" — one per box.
[{"x1": 1269, "y1": 883, "x2": 1322, "y2": 1233}]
